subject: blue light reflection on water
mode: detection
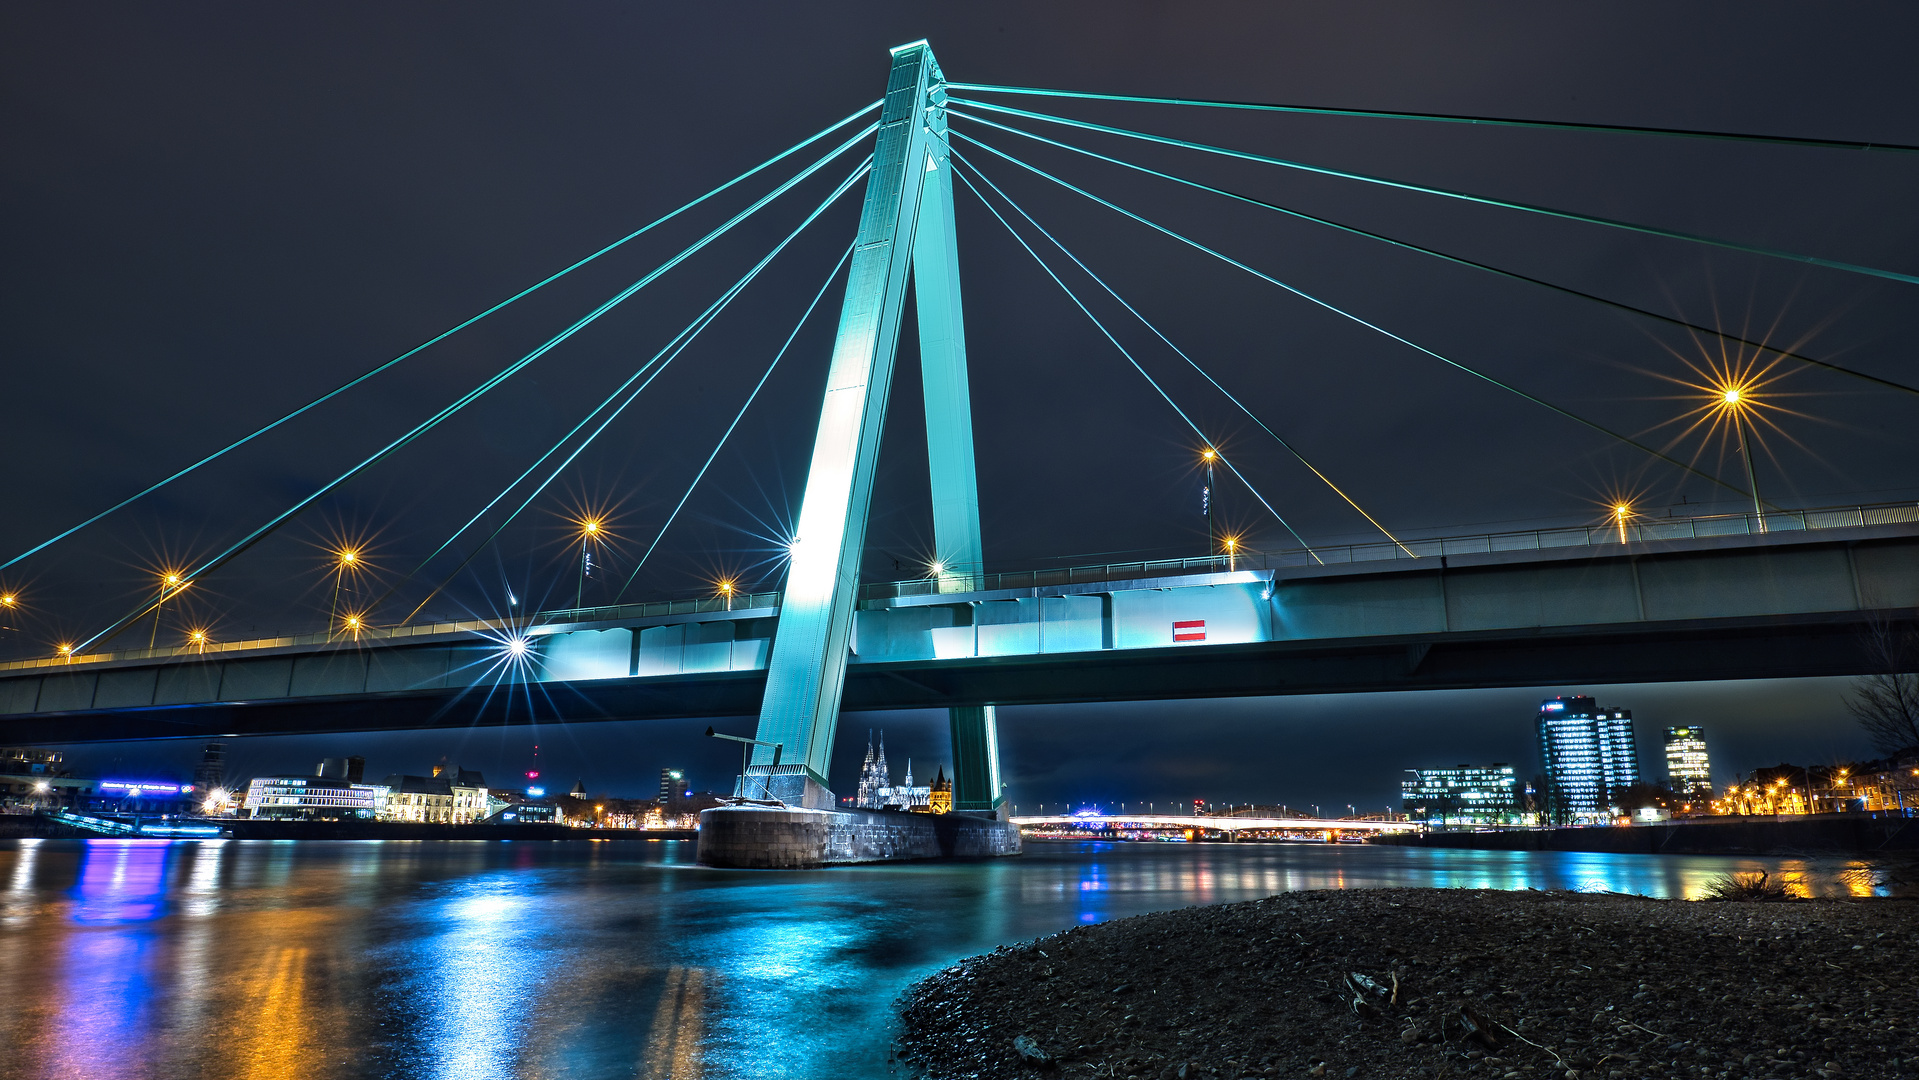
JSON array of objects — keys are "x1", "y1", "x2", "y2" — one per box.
[
  {"x1": 0, "y1": 837, "x2": 1902, "y2": 1080},
  {"x1": 72, "y1": 839, "x2": 171, "y2": 924}
]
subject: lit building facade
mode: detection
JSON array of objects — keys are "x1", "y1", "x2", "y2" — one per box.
[
  {"x1": 0, "y1": 748, "x2": 95, "y2": 811},
  {"x1": 659, "y1": 768, "x2": 687, "y2": 812},
  {"x1": 1536, "y1": 695, "x2": 1641, "y2": 823},
  {"x1": 380, "y1": 768, "x2": 488, "y2": 824},
  {"x1": 1663, "y1": 726, "x2": 1713, "y2": 799},
  {"x1": 1400, "y1": 764, "x2": 1524, "y2": 826},
  {"x1": 929, "y1": 767, "x2": 952, "y2": 814},
  {"x1": 243, "y1": 775, "x2": 386, "y2": 819},
  {"x1": 194, "y1": 742, "x2": 227, "y2": 798},
  {"x1": 852, "y1": 733, "x2": 943, "y2": 811},
  {"x1": 854, "y1": 732, "x2": 891, "y2": 808},
  {"x1": 877, "y1": 760, "x2": 931, "y2": 810}
]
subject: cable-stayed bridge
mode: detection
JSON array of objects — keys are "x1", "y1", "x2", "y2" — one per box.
[{"x1": 2, "y1": 41, "x2": 1915, "y2": 817}]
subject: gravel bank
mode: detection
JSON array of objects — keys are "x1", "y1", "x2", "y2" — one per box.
[{"x1": 898, "y1": 889, "x2": 1916, "y2": 1080}]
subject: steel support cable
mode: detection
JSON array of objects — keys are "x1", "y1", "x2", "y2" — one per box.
[
  {"x1": 615, "y1": 242, "x2": 857, "y2": 602},
  {"x1": 70, "y1": 136, "x2": 872, "y2": 655},
  {"x1": 945, "y1": 97, "x2": 1919, "y2": 288},
  {"x1": 949, "y1": 147, "x2": 1412, "y2": 556},
  {"x1": 950, "y1": 129, "x2": 1767, "y2": 505},
  {"x1": 394, "y1": 166, "x2": 871, "y2": 626},
  {"x1": 951, "y1": 165, "x2": 1323, "y2": 563},
  {"x1": 2, "y1": 102, "x2": 883, "y2": 576},
  {"x1": 946, "y1": 83, "x2": 1919, "y2": 155},
  {"x1": 950, "y1": 109, "x2": 1919, "y2": 399}
]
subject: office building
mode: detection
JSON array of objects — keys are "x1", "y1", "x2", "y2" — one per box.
[
  {"x1": 659, "y1": 768, "x2": 687, "y2": 813},
  {"x1": 194, "y1": 742, "x2": 227, "y2": 795},
  {"x1": 1664, "y1": 727, "x2": 1713, "y2": 799},
  {"x1": 1, "y1": 747, "x2": 64, "y2": 776},
  {"x1": 242, "y1": 775, "x2": 386, "y2": 819},
  {"x1": 1536, "y1": 695, "x2": 1641, "y2": 822},
  {"x1": 318, "y1": 756, "x2": 366, "y2": 783},
  {"x1": 1400, "y1": 764, "x2": 1523, "y2": 826}
]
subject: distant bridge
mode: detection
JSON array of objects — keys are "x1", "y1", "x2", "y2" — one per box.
[
  {"x1": 2, "y1": 508, "x2": 1912, "y2": 744},
  {"x1": 1012, "y1": 814, "x2": 1416, "y2": 834}
]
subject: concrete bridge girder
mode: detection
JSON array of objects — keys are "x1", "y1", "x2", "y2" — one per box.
[{"x1": 0, "y1": 528, "x2": 1914, "y2": 747}]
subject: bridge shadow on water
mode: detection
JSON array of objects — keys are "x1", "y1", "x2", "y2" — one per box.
[{"x1": 0, "y1": 838, "x2": 1904, "y2": 1080}]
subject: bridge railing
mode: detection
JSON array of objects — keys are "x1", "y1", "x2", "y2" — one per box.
[
  {"x1": 528, "y1": 591, "x2": 781, "y2": 627},
  {"x1": 7, "y1": 502, "x2": 1912, "y2": 673},
  {"x1": 857, "y1": 500, "x2": 1919, "y2": 600},
  {"x1": 0, "y1": 592, "x2": 787, "y2": 674}
]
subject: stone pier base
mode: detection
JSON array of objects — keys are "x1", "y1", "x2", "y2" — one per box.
[{"x1": 696, "y1": 805, "x2": 1022, "y2": 869}]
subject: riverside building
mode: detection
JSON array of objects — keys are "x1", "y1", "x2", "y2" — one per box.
[
  {"x1": 1400, "y1": 764, "x2": 1524, "y2": 826},
  {"x1": 1536, "y1": 695, "x2": 1641, "y2": 823},
  {"x1": 1663, "y1": 727, "x2": 1713, "y2": 799},
  {"x1": 380, "y1": 767, "x2": 489, "y2": 824},
  {"x1": 242, "y1": 775, "x2": 386, "y2": 819}
]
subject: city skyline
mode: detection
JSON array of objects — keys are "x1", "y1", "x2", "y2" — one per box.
[{"x1": 29, "y1": 674, "x2": 1877, "y2": 810}]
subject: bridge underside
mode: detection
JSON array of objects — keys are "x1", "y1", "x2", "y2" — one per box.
[{"x1": 2, "y1": 605, "x2": 1908, "y2": 744}]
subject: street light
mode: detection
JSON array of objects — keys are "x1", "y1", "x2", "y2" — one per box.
[
  {"x1": 1611, "y1": 501, "x2": 1635, "y2": 545},
  {"x1": 329, "y1": 547, "x2": 362, "y2": 626},
  {"x1": 150, "y1": 570, "x2": 189, "y2": 649},
  {"x1": 1712, "y1": 380, "x2": 1766, "y2": 531},
  {"x1": 575, "y1": 517, "x2": 605, "y2": 610},
  {"x1": 1200, "y1": 448, "x2": 1217, "y2": 562}
]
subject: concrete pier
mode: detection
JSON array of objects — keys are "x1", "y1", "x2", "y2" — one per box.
[{"x1": 696, "y1": 805, "x2": 1021, "y2": 869}]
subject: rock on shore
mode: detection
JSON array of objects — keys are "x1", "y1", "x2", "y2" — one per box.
[{"x1": 898, "y1": 889, "x2": 1916, "y2": 1080}]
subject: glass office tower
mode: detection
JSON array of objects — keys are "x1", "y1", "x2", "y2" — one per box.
[
  {"x1": 1536, "y1": 695, "x2": 1641, "y2": 822},
  {"x1": 1664, "y1": 726, "x2": 1713, "y2": 799}
]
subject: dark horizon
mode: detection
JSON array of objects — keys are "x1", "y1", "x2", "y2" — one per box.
[{"x1": 38, "y1": 675, "x2": 1879, "y2": 812}]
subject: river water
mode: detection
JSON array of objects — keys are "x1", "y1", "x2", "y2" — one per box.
[{"x1": 0, "y1": 838, "x2": 1897, "y2": 1079}]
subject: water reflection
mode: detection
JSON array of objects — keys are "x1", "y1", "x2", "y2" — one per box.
[
  {"x1": 640, "y1": 967, "x2": 708, "y2": 1080},
  {"x1": 0, "y1": 838, "x2": 1907, "y2": 1080},
  {"x1": 72, "y1": 839, "x2": 171, "y2": 924}
]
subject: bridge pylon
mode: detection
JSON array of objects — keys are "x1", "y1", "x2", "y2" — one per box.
[{"x1": 746, "y1": 41, "x2": 997, "y2": 810}]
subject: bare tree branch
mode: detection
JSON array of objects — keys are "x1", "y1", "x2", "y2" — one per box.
[{"x1": 1844, "y1": 613, "x2": 1919, "y2": 756}]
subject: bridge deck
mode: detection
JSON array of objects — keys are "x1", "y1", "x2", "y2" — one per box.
[{"x1": 1, "y1": 512, "x2": 1914, "y2": 743}]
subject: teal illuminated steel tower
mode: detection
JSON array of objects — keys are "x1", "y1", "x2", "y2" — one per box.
[{"x1": 748, "y1": 41, "x2": 1001, "y2": 812}]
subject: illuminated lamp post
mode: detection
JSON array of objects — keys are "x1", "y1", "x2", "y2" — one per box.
[
  {"x1": 1200, "y1": 448, "x2": 1217, "y2": 564},
  {"x1": 576, "y1": 519, "x2": 602, "y2": 611},
  {"x1": 150, "y1": 572, "x2": 187, "y2": 649},
  {"x1": 1718, "y1": 385, "x2": 1765, "y2": 532},
  {"x1": 330, "y1": 548, "x2": 359, "y2": 627}
]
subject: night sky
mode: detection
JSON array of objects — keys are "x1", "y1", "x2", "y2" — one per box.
[{"x1": 4, "y1": 4, "x2": 1915, "y2": 806}]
